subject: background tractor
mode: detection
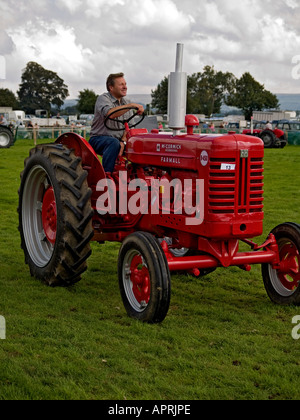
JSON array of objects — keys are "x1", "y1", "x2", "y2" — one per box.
[
  {"x1": 18, "y1": 45, "x2": 300, "y2": 323},
  {"x1": 242, "y1": 122, "x2": 287, "y2": 148}
]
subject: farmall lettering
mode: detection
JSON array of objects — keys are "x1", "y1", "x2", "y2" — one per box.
[{"x1": 161, "y1": 156, "x2": 181, "y2": 164}]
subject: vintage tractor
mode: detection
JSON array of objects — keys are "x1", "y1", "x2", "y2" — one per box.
[
  {"x1": 18, "y1": 45, "x2": 300, "y2": 323},
  {"x1": 242, "y1": 123, "x2": 287, "y2": 149}
]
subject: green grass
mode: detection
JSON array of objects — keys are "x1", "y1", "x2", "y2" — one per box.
[{"x1": 0, "y1": 139, "x2": 300, "y2": 400}]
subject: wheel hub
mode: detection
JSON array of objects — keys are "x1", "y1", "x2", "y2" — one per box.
[
  {"x1": 130, "y1": 255, "x2": 150, "y2": 306},
  {"x1": 277, "y1": 242, "x2": 300, "y2": 291},
  {"x1": 42, "y1": 187, "x2": 57, "y2": 244}
]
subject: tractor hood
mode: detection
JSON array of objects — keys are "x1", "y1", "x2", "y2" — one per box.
[{"x1": 126, "y1": 132, "x2": 264, "y2": 170}]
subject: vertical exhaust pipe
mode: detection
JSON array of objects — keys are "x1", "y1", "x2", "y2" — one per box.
[{"x1": 168, "y1": 43, "x2": 187, "y2": 136}]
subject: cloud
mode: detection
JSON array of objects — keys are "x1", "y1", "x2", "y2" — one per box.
[
  {"x1": 1, "y1": 0, "x2": 300, "y2": 97},
  {"x1": 85, "y1": 0, "x2": 125, "y2": 18},
  {"x1": 180, "y1": 0, "x2": 300, "y2": 93},
  {"x1": 284, "y1": 0, "x2": 298, "y2": 9},
  {"x1": 124, "y1": 0, "x2": 194, "y2": 37},
  {"x1": 57, "y1": 0, "x2": 83, "y2": 14},
  {"x1": 6, "y1": 19, "x2": 93, "y2": 96}
]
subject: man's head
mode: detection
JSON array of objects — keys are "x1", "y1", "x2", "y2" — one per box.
[{"x1": 106, "y1": 73, "x2": 127, "y2": 100}]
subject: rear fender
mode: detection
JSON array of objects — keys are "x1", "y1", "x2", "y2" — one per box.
[
  {"x1": 55, "y1": 132, "x2": 106, "y2": 182},
  {"x1": 273, "y1": 128, "x2": 285, "y2": 139}
]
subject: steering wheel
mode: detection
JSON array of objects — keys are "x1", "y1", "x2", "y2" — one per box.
[{"x1": 104, "y1": 106, "x2": 145, "y2": 131}]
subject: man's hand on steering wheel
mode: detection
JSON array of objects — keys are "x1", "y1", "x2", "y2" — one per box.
[
  {"x1": 134, "y1": 103, "x2": 144, "y2": 115},
  {"x1": 104, "y1": 105, "x2": 146, "y2": 131}
]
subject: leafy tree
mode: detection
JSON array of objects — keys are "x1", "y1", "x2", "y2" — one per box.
[
  {"x1": 225, "y1": 72, "x2": 279, "y2": 120},
  {"x1": 151, "y1": 76, "x2": 169, "y2": 114},
  {"x1": 77, "y1": 89, "x2": 97, "y2": 114},
  {"x1": 187, "y1": 66, "x2": 236, "y2": 116},
  {"x1": 0, "y1": 88, "x2": 19, "y2": 109},
  {"x1": 18, "y1": 62, "x2": 69, "y2": 114},
  {"x1": 151, "y1": 67, "x2": 236, "y2": 116}
]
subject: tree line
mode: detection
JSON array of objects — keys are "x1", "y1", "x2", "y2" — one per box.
[
  {"x1": 0, "y1": 61, "x2": 279, "y2": 120},
  {"x1": 151, "y1": 65, "x2": 279, "y2": 120}
]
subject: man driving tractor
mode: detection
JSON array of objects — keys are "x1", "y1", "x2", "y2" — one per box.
[{"x1": 89, "y1": 73, "x2": 144, "y2": 174}]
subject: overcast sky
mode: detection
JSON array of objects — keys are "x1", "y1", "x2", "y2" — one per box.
[{"x1": 1, "y1": 0, "x2": 300, "y2": 99}]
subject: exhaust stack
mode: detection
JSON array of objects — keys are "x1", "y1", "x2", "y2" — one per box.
[{"x1": 168, "y1": 43, "x2": 187, "y2": 135}]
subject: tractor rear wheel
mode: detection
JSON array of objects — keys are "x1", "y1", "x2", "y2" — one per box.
[
  {"x1": 118, "y1": 232, "x2": 171, "y2": 323},
  {"x1": 0, "y1": 126, "x2": 14, "y2": 148},
  {"x1": 18, "y1": 143, "x2": 94, "y2": 286},
  {"x1": 262, "y1": 223, "x2": 300, "y2": 305}
]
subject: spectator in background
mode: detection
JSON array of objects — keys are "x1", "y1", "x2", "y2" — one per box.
[
  {"x1": 26, "y1": 120, "x2": 33, "y2": 139},
  {"x1": 265, "y1": 121, "x2": 272, "y2": 130},
  {"x1": 0, "y1": 115, "x2": 8, "y2": 125}
]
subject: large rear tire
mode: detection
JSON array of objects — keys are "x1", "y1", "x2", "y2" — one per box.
[
  {"x1": 18, "y1": 143, "x2": 94, "y2": 286},
  {"x1": 259, "y1": 130, "x2": 276, "y2": 148},
  {"x1": 118, "y1": 232, "x2": 171, "y2": 323}
]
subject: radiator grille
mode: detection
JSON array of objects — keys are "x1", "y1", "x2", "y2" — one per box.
[{"x1": 208, "y1": 156, "x2": 264, "y2": 215}]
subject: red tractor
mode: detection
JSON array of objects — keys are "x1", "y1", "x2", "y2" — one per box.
[
  {"x1": 18, "y1": 45, "x2": 300, "y2": 323},
  {"x1": 242, "y1": 122, "x2": 287, "y2": 149}
]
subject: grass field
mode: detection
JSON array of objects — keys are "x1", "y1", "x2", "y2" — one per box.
[{"x1": 0, "y1": 138, "x2": 300, "y2": 400}]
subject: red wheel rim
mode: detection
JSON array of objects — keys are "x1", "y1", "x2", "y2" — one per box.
[
  {"x1": 277, "y1": 242, "x2": 300, "y2": 291},
  {"x1": 42, "y1": 187, "x2": 57, "y2": 244},
  {"x1": 130, "y1": 255, "x2": 151, "y2": 305}
]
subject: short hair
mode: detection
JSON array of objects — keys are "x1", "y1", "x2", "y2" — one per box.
[{"x1": 106, "y1": 73, "x2": 124, "y2": 92}]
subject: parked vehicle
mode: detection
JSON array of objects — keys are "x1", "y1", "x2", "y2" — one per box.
[
  {"x1": 275, "y1": 121, "x2": 300, "y2": 131},
  {"x1": 242, "y1": 121, "x2": 287, "y2": 148}
]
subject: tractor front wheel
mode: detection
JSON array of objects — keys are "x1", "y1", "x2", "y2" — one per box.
[
  {"x1": 118, "y1": 232, "x2": 171, "y2": 323},
  {"x1": 18, "y1": 143, "x2": 94, "y2": 286},
  {"x1": 262, "y1": 223, "x2": 300, "y2": 305}
]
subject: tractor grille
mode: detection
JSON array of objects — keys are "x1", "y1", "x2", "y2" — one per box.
[{"x1": 208, "y1": 156, "x2": 264, "y2": 215}]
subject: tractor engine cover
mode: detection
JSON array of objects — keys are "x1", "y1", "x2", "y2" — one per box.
[{"x1": 126, "y1": 132, "x2": 198, "y2": 170}]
